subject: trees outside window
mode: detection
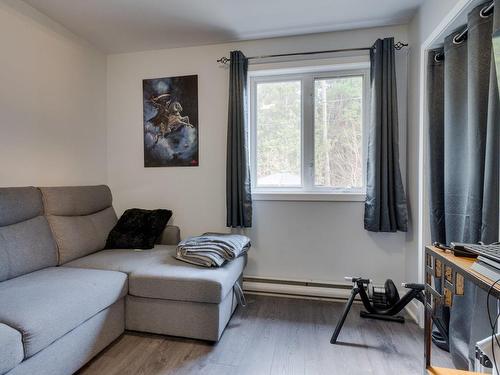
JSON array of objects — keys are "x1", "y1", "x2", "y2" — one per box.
[{"x1": 250, "y1": 68, "x2": 368, "y2": 194}]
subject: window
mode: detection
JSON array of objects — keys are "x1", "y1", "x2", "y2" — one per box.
[
  {"x1": 250, "y1": 67, "x2": 369, "y2": 199},
  {"x1": 255, "y1": 80, "x2": 302, "y2": 187}
]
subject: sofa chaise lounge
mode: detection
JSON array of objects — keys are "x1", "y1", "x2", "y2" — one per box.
[{"x1": 0, "y1": 185, "x2": 246, "y2": 375}]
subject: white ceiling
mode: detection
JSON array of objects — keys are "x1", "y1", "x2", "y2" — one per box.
[{"x1": 22, "y1": 0, "x2": 424, "y2": 53}]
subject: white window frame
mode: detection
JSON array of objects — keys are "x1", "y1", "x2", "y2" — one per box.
[{"x1": 249, "y1": 64, "x2": 370, "y2": 202}]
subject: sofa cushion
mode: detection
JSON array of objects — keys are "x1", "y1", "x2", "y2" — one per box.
[
  {"x1": 40, "y1": 185, "x2": 112, "y2": 216},
  {"x1": 0, "y1": 187, "x2": 43, "y2": 227},
  {"x1": 0, "y1": 323, "x2": 23, "y2": 375},
  {"x1": 0, "y1": 217, "x2": 58, "y2": 282},
  {"x1": 0, "y1": 187, "x2": 57, "y2": 282},
  {"x1": 64, "y1": 245, "x2": 246, "y2": 304},
  {"x1": 0, "y1": 267, "x2": 127, "y2": 358},
  {"x1": 47, "y1": 207, "x2": 117, "y2": 264},
  {"x1": 129, "y1": 247, "x2": 246, "y2": 304},
  {"x1": 39, "y1": 186, "x2": 118, "y2": 264},
  {"x1": 63, "y1": 245, "x2": 175, "y2": 274}
]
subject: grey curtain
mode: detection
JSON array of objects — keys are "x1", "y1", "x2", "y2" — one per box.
[
  {"x1": 427, "y1": 48, "x2": 446, "y2": 245},
  {"x1": 364, "y1": 38, "x2": 408, "y2": 232},
  {"x1": 226, "y1": 50, "x2": 252, "y2": 228},
  {"x1": 427, "y1": 48, "x2": 451, "y2": 352},
  {"x1": 427, "y1": 1, "x2": 500, "y2": 370}
]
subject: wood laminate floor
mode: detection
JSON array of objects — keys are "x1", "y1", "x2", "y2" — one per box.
[{"x1": 78, "y1": 295, "x2": 453, "y2": 375}]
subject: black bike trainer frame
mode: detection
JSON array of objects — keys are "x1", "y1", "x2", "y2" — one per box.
[{"x1": 330, "y1": 277, "x2": 425, "y2": 344}]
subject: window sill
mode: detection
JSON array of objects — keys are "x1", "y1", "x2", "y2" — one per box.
[{"x1": 252, "y1": 192, "x2": 366, "y2": 202}]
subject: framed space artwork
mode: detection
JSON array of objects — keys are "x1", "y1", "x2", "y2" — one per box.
[{"x1": 143, "y1": 75, "x2": 198, "y2": 167}]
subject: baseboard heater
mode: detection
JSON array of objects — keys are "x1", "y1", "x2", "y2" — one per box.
[
  {"x1": 242, "y1": 276, "x2": 355, "y2": 301},
  {"x1": 242, "y1": 276, "x2": 421, "y2": 323}
]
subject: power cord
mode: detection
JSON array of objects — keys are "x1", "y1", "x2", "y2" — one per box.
[
  {"x1": 488, "y1": 309, "x2": 500, "y2": 374},
  {"x1": 486, "y1": 278, "x2": 500, "y2": 373}
]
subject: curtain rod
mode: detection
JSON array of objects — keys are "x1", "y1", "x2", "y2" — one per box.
[
  {"x1": 434, "y1": 1, "x2": 494, "y2": 62},
  {"x1": 216, "y1": 41, "x2": 408, "y2": 64}
]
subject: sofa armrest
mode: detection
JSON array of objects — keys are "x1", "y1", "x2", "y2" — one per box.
[{"x1": 158, "y1": 225, "x2": 181, "y2": 245}]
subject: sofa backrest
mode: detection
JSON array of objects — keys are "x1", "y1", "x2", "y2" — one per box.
[
  {"x1": 0, "y1": 187, "x2": 58, "y2": 281},
  {"x1": 40, "y1": 185, "x2": 118, "y2": 264}
]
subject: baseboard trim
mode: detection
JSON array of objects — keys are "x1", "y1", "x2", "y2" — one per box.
[
  {"x1": 245, "y1": 290, "x2": 355, "y2": 303},
  {"x1": 242, "y1": 276, "x2": 418, "y2": 323},
  {"x1": 243, "y1": 276, "x2": 353, "y2": 290},
  {"x1": 243, "y1": 276, "x2": 354, "y2": 301}
]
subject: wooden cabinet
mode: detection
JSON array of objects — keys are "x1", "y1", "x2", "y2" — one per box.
[{"x1": 424, "y1": 246, "x2": 500, "y2": 375}]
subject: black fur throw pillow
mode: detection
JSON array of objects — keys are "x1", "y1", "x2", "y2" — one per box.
[{"x1": 105, "y1": 208, "x2": 172, "y2": 249}]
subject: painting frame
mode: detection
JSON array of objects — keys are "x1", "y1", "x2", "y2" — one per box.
[{"x1": 142, "y1": 74, "x2": 199, "y2": 167}]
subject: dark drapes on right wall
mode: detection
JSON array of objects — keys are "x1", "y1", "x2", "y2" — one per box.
[{"x1": 427, "y1": 1, "x2": 500, "y2": 370}]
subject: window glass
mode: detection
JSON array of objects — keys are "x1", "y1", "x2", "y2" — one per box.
[
  {"x1": 256, "y1": 81, "x2": 302, "y2": 187},
  {"x1": 314, "y1": 76, "x2": 363, "y2": 189}
]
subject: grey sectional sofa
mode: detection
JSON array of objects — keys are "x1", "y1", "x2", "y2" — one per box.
[{"x1": 0, "y1": 185, "x2": 246, "y2": 375}]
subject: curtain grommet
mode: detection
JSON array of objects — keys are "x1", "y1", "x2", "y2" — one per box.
[
  {"x1": 480, "y1": 3, "x2": 494, "y2": 18},
  {"x1": 453, "y1": 33, "x2": 466, "y2": 45}
]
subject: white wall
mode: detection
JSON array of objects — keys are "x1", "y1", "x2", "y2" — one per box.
[
  {"x1": 107, "y1": 25, "x2": 411, "y2": 285},
  {"x1": 0, "y1": 0, "x2": 107, "y2": 187},
  {"x1": 0, "y1": 0, "x2": 472, "y2": 291},
  {"x1": 405, "y1": 0, "x2": 467, "y2": 285}
]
